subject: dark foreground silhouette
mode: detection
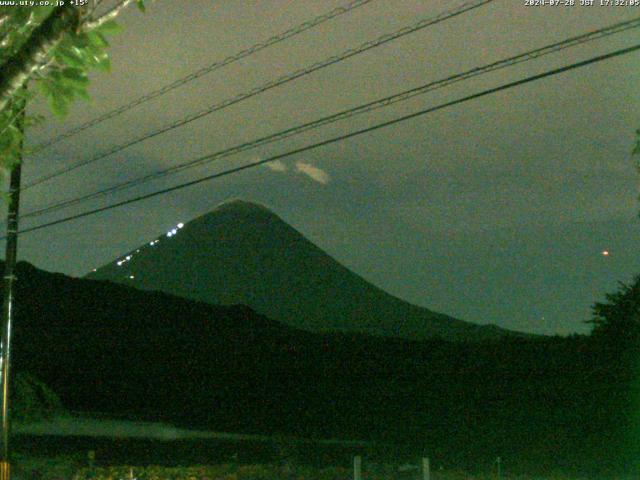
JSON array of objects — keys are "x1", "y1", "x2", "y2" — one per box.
[{"x1": 7, "y1": 262, "x2": 639, "y2": 477}]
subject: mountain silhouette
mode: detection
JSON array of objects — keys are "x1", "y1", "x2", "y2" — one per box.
[
  {"x1": 87, "y1": 200, "x2": 519, "y2": 341},
  {"x1": 1, "y1": 261, "x2": 631, "y2": 476}
]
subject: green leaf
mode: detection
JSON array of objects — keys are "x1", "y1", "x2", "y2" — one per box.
[
  {"x1": 69, "y1": 31, "x2": 90, "y2": 48},
  {"x1": 55, "y1": 48, "x2": 86, "y2": 69},
  {"x1": 0, "y1": 122, "x2": 21, "y2": 167},
  {"x1": 93, "y1": 52, "x2": 111, "y2": 72},
  {"x1": 39, "y1": 78, "x2": 73, "y2": 117},
  {"x1": 136, "y1": 0, "x2": 146, "y2": 13},
  {"x1": 87, "y1": 31, "x2": 109, "y2": 48},
  {"x1": 0, "y1": 134, "x2": 13, "y2": 155},
  {"x1": 49, "y1": 94, "x2": 69, "y2": 117},
  {"x1": 94, "y1": 20, "x2": 123, "y2": 36},
  {"x1": 48, "y1": 72, "x2": 76, "y2": 101},
  {"x1": 59, "y1": 67, "x2": 89, "y2": 90},
  {"x1": 81, "y1": 42, "x2": 103, "y2": 63},
  {"x1": 633, "y1": 129, "x2": 640, "y2": 157},
  {"x1": 37, "y1": 78, "x2": 54, "y2": 99}
]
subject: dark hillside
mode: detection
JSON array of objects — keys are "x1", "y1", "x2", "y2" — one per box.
[{"x1": 5, "y1": 261, "x2": 636, "y2": 476}]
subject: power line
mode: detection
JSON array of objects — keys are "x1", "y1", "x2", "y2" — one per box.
[
  {"x1": 29, "y1": 0, "x2": 376, "y2": 154},
  {"x1": 22, "y1": 0, "x2": 494, "y2": 190},
  {"x1": 20, "y1": 15, "x2": 640, "y2": 220},
  {"x1": 0, "y1": 0, "x2": 376, "y2": 142},
  {"x1": 12, "y1": 42, "x2": 640, "y2": 238}
]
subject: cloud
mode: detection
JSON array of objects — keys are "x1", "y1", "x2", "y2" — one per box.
[
  {"x1": 263, "y1": 159, "x2": 330, "y2": 185},
  {"x1": 295, "y1": 162, "x2": 330, "y2": 184},
  {"x1": 264, "y1": 160, "x2": 287, "y2": 172}
]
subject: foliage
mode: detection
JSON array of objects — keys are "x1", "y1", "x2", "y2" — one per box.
[
  {"x1": 37, "y1": 19, "x2": 119, "y2": 117},
  {"x1": 11, "y1": 371, "x2": 64, "y2": 423},
  {"x1": 586, "y1": 275, "x2": 640, "y2": 472},
  {"x1": 0, "y1": 6, "x2": 56, "y2": 60},
  {"x1": 589, "y1": 275, "x2": 640, "y2": 341},
  {"x1": 0, "y1": 2, "x2": 148, "y2": 174}
]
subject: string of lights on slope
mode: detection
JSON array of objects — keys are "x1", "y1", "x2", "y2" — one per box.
[
  {"x1": 106, "y1": 221, "x2": 185, "y2": 275},
  {"x1": 10, "y1": 43, "x2": 640, "y2": 245},
  {"x1": 29, "y1": 0, "x2": 377, "y2": 154},
  {"x1": 22, "y1": 0, "x2": 495, "y2": 191},
  {"x1": 19, "y1": 14, "x2": 640, "y2": 222}
]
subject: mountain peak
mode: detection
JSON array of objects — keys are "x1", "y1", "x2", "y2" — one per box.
[
  {"x1": 194, "y1": 199, "x2": 285, "y2": 226},
  {"x1": 87, "y1": 200, "x2": 523, "y2": 341},
  {"x1": 213, "y1": 199, "x2": 272, "y2": 213}
]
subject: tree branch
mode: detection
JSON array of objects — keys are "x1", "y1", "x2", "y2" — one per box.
[
  {"x1": 83, "y1": 0, "x2": 134, "y2": 31},
  {"x1": 0, "y1": 104, "x2": 27, "y2": 141},
  {"x1": 0, "y1": 5, "x2": 80, "y2": 114}
]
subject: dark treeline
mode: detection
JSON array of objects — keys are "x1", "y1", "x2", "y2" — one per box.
[{"x1": 6, "y1": 262, "x2": 639, "y2": 477}]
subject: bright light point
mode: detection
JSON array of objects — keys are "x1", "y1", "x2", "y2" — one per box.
[
  {"x1": 126, "y1": 255, "x2": 131, "y2": 260},
  {"x1": 602, "y1": 250, "x2": 609, "y2": 256},
  {"x1": 129, "y1": 275, "x2": 135, "y2": 279},
  {"x1": 177, "y1": 223, "x2": 184, "y2": 228},
  {"x1": 136, "y1": 249, "x2": 140, "y2": 253},
  {"x1": 150, "y1": 242, "x2": 154, "y2": 246},
  {"x1": 171, "y1": 228, "x2": 177, "y2": 234},
  {"x1": 167, "y1": 232, "x2": 173, "y2": 237},
  {"x1": 117, "y1": 261, "x2": 123, "y2": 266},
  {"x1": 92, "y1": 269, "x2": 97, "y2": 272}
]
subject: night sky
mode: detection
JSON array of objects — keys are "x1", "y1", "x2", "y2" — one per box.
[{"x1": 6, "y1": 0, "x2": 640, "y2": 335}]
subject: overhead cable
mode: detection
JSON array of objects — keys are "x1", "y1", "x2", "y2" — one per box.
[
  {"x1": 21, "y1": 15, "x2": 640, "y2": 220},
  {"x1": 29, "y1": 0, "x2": 377, "y2": 154},
  {"x1": 22, "y1": 0, "x2": 494, "y2": 190},
  {"x1": 12, "y1": 42, "x2": 640, "y2": 237}
]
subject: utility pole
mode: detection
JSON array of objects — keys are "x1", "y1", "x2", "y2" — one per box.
[
  {"x1": 353, "y1": 455, "x2": 362, "y2": 480},
  {"x1": 0, "y1": 95, "x2": 25, "y2": 480},
  {"x1": 422, "y1": 457, "x2": 430, "y2": 480}
]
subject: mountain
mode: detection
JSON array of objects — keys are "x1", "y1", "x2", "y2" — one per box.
[
  {"x1": 86, "y1": 200, "x2": 516, "y2": 341},
  {"x1": 6, "y1": 261, "x2": 631, "y2": 476},
  {"x1": 11, "y1": 261, "x2": 318, "y2": 433}
]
